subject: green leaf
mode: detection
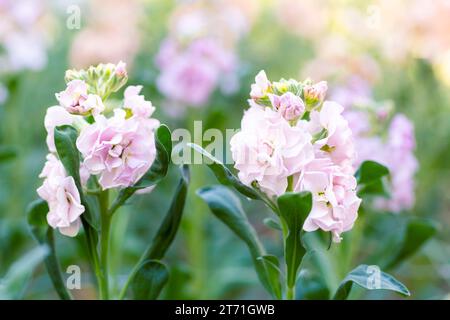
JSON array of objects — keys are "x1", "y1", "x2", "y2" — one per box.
[
  {"x1": 188, "y1": 143, "x2": 260, "y2": 200},
  {"x1": 333, "y1": 264, "x2": 410, "y2": 300},
  {"x1": 143, "y1": 165, "x2": 190, "y2": 260},
  {"x1": 197, "y1": 185, "x2": 280, "y2": 298},
  {"x1": 355, "y1": 161, "x2": 390, "y2": 184},
  {"x1": 54, "y1": 125, "x2": 98, "y2": 230},
  {"x1": 355, "y1": 161, "x2": 390, "y2": 197},
  {"x1": 277, "y1": 192, "x2": 312, "y2": 288},
  {"x1": 263, "y1": 217, "x2": 282, "y2": 231},
  {"x1": 27, "y1": 199, "x2": 72, "y2": 300},
  {"x1": 0, "y1": 145, "x2": 18, "y2": 163},
  {"x1": 384, "y1": 218, "x2": 438, "y2": 270},
  {"x1": 109, "y1": 125, "x2": 172, "y2": 215},
  {"x1": 0, "y1": 245, "x2": 49, "y2": 299},
  {"x1": 131, "y1": 260, "x2": 169, "y2": 300},
  {"x1": 257, "y1": 255, "x2": 283, "y2": 299},
  {"x1": 120, "y1": 165, "x2": 189, "y2": 299}
]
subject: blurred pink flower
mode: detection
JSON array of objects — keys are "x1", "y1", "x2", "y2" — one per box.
[
  {"x1": 155, "y1": 37, "x2": 238, "y2": 108},
  {"x1": 303, "y1": 81, "x2": 328, "y2": 106},
  {"x1": 37, "y1": 154, "x2": 84, "y2": 237},
  {"x1": 76, "y1": 109, "x2": 159, "y2": 190},
  {"x1": 230, "y1": 106, "x2": 314, "y2": 196},
  {"x1": 295, "y1": 158, "x2": 361, "y2": 242}
]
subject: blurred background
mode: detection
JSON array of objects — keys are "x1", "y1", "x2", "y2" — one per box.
[{"x1": 1, "y1": 0, "x2": 450, "y2": 299}]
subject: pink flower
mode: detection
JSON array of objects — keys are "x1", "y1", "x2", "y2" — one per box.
[
  {"x1": 37, "y1": 154, "x2": 85, "y2": 237},
  {"x1": 295, "y1": 158, "x2": 361, "y2": 242},
  {"x1": 123, "y1": 85, "x2": 155, "y2": 118},
  {"x1": 56, "y1": 80, "x2": 104, "y2": 116},
  {"x1": 309, "y1": 101, "x2": 356, "y2": 171},
  {"x1": 269, "y1": 92, "x2": 305, "y2": 121},
  {"x1": 44, "y1": 106, "x2": 80, "y2": 153},
  {"x1": 374, "y1": 114, "x2": 418, "y2": 212},
  {"x1": 76, "y1": 109, "x2": 159, "y2": 190},
  {"x1": 230, "y1": 106, "x2": 314, "y2": 196},
  {"x1": 250, "y1": 70, "x2": 271, "y2": 99},
  {"x1": 115, "y1": 60, "x2": 127, "y2": 77},
  {"x1": 155, "y1": 37, "x2": 237, "y2": 108}
]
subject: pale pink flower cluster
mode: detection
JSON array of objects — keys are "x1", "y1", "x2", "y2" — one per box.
[
  {"x1": 231, "y1": 71, "x2": 361, "y2": 242},
  {"x1": 38, "y1": 63, "x2": 159, "y2": 236},
  {"x1": 155, "y1": 37, "x2": 238, "y2": 108},
  {"x1": 77, "y1": 108, "x2": 159, "y2": 190},
  {"x1": 333, "y1": 80, "x2": 418, "y2": 213},
  {"x1": 37, "y1": 154, "x2": 84, "y2": 237}
]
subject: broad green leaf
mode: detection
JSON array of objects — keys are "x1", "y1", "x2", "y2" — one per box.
[
  {"x1": 296, "y1": 269, "x2": 330, "y2": 300},
  {"x1": 131, "y1": 260, "x2": 169, "y2": 300},
  {"x1": 109, "y1": 125, "x2": 172, "y2": 215},
  {"x1": 384, "y1": 218, "x2": 438, "y2": 270},
  {"x1": 333, "y1": 264, "x2": 410, "y2": 300},
  {"x1": 197, "y1": 185, "x2": 280, "y2": 298},
  {"x1": 0, "y1": 145, "x2": 17, "y2": 163},
  {"x1": 355, "y1": 161, "x2": 390, "y2": 197},
  {"x1": 355, "y1": 161, "x2": 390, "y2": 184},
  {"x1": 257, "y1": 255, "x2": 283, "y2": 299},
  {"x1": 143, "y1": 165, "x2": 190, "y2": 260},
  {"x1": 120, "y1": 165, "x2": 189, "y2": 299},
  {"x1": 54, "y1": 125, "x2": 99, "y2": 230},
  {"x1": 0, "y1": 245, "x2": 49, "y2": 299},
  {"x1": 277, "y1": 192, "x2": 312, "y2": 288},
  {"x1": 263, "y1": 217, "x2": 282, "y2": 231},
  {"x1": 188, "y1": 143, "x2": 260, "y2": 200},
  {"x1": 27, "y1": 199, "x2": 72, "y2": 300}
]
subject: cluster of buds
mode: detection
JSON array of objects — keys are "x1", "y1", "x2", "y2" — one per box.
[{"x1": 249, "y1": 71, "x2": 328, "y2": 123}]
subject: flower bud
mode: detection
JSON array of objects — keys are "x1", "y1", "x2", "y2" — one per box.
[
  {"x1": 64, "y1": 61, "x2": 128, "y2": 99},
  {"x1": 303, "y1": 80, "x2": 328, "y2": 108},
  {"x1": 269, "y1": 92, "x2": 305, "y2": 121}
]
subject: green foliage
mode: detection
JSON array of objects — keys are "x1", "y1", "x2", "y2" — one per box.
[
  {"x1": 197, "y1": 185, "x2": 282, "y2": 299},
  {"x1": 333, "y1": 264, "x2": 410, "y2": 300}
]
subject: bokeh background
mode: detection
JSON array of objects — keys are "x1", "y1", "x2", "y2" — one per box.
[{"x1": 1, "y1": 0, "x2": 450, "y2": 299}]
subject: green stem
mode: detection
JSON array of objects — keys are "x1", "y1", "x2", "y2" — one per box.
[
  {"x1": 280, "y1": 217, "x2": 295, "y2": 300},
  {"x1": 286, "y1": 286, "x2": 295, "y2": 300},
  {"x1": 99, "y1": 190, "x2": 111, "y2": 300}
]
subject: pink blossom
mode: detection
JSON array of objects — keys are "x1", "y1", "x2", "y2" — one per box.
[
  {"x1": 37, "y1": 154, "x2": 85, "y2": 237},
  {"x1": 308, "y1": 101, "x2": 356, "y2": 170},
  {"x1": 44, "y1": 106, "x2": 79, "y2": 153},
  {"x1": 269, "y1": 92, "x2": 305, "y2": 121},
  {"x1": 295, "y1": 158, "x2": 361, "y2": 242},
  {"x1": 230, "y1": 106, "x2": 314, "y2": 196},
  {"x1": 76, "y1": 109, "x2": 159, "y2": 190},
  {"x1": 374, "y1": 114, "x2": 418, "y2": 212},
  {"x1": 123, "y1": 85, "x2": 155, "y2": 118},
  {"x1": 56, "y1": 80, "x2": 105, "y2": 116},
  {"x1": 250, "y1": 70, "x2": 271, "y2": 99},
  {"x1": 155, "y1": 37, "x2": 238, "y2": 108},
  {"x1": 156, "y1": 54, "x2": 218, "y2": 106}
]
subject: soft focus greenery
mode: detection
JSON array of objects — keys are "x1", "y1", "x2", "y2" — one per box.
[{"x1": 1, "y1": 0, "x2": 449, "y2": 300}]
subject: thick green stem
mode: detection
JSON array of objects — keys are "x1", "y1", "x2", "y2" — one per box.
[
  {"x1": 280, "y1": 217, "x2": 296, "y2": 300},
  {"x1": 286, "y1": 286, "x2": 295, "y2": 300},
  {"x1": 99, "y1": 190, "x2": 111, "y2": 300}
]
